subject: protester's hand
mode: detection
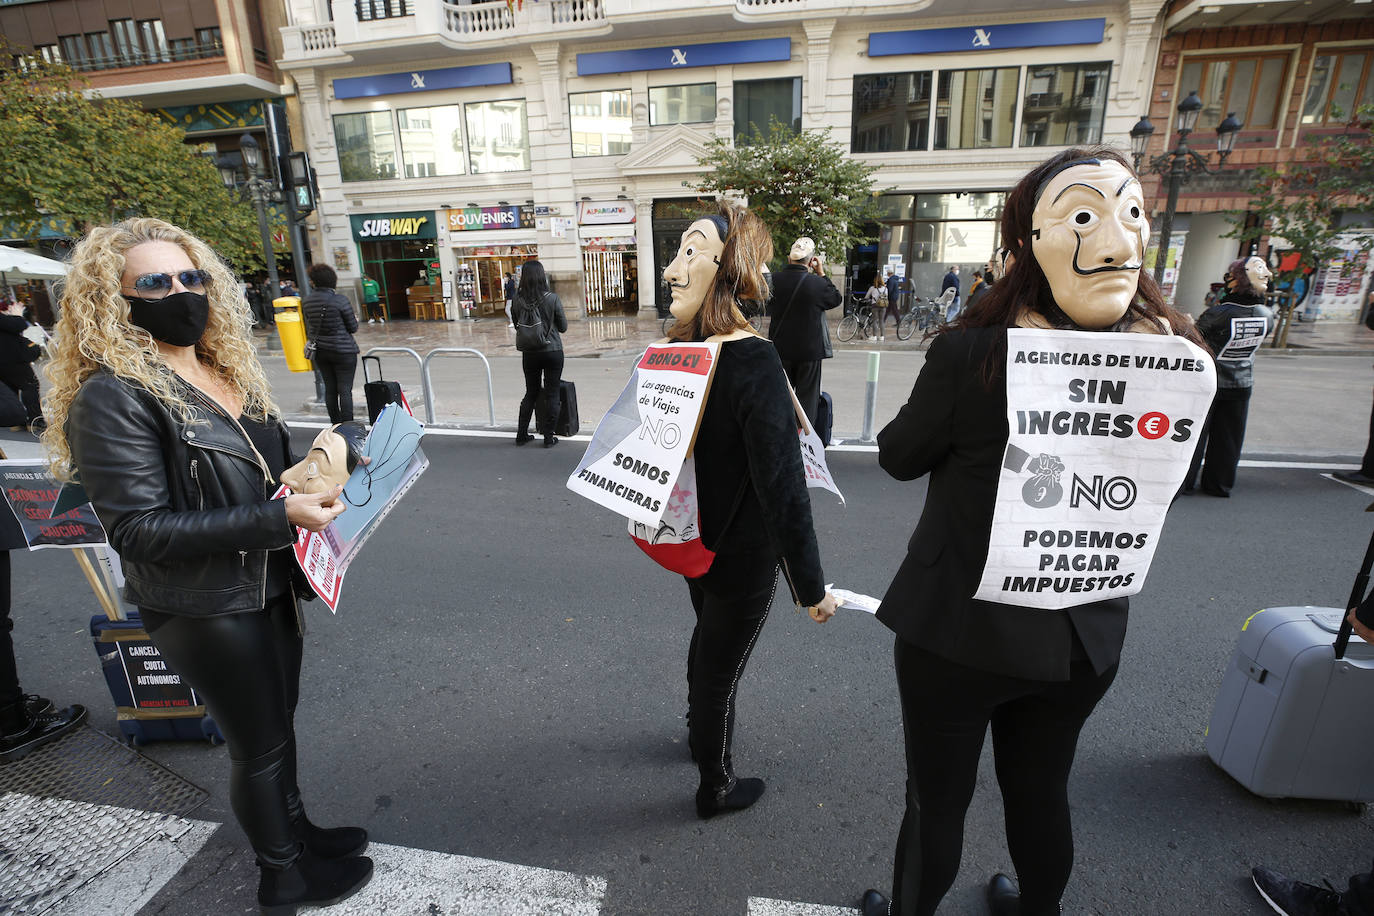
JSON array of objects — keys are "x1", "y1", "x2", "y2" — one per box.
[
  {"x1": 808, "y1": 592, "x2": 839, "y2": 623},
  {"x1": 1348, "y1": 607, "x2": 1374, "y2": 643},
  {"x1": 286, "y1": 486, "x2": 346, "y2": 531}
]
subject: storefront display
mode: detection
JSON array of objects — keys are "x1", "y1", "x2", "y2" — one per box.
[
  {"x1": 351, "y1": 211, "x2": 438, "y2": 320},
  {"x1": 451, "y1": 245, "x2": 538, "y2": 318},
  {"x1": 578, "y1": 200, "x2": 638, "y2": 315}
]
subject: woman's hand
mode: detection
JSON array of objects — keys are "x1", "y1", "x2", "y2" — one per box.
[
  {"x1": 1347, "y1": 607, "x2": 1374, "y2": 644},
  {"x1": 285, "y1": 486, "x2": 346, "y2": 532},
  {"x1": 808, "y1": 592, "x2": 839, "y2": 623}
]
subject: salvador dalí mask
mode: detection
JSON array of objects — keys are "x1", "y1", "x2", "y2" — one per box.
[
  {"x1": 280, "y1": 422, "x2": 367, "y2": 495},
  {"x1": 1030, "y1": 158, "x2": 1149, "y2": 329},
  {"x1": 663, "y1": 217, "x2": 727, "y2": 324}
]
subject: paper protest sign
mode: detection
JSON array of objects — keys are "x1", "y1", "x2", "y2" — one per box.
[
  {"x1": 567, "y1": 342, "x2": 718, "y2": 526},
  {"x1": 794, "y1": 392, "x2": 844, "y2": 505},
  {"x1": 974, "y1": 329, "x2": 1215, "y2": 609},
  {"x1": 287, "y1": 404, "x2": 428, "y2": 612},
  {"x1": 1217, "y1": 316, "x2": 1269, "y2": 361},
  {"x1": 0, "y1": 459, "x2": 106, "y2": 549}
]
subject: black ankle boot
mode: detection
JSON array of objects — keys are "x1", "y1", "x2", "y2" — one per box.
[
  {"x1": 258, "y1": 848, "x2": 373, "y2": 916},
  {"x1": 860, "y1": 889, "x2": 891, "y2": 916},
  {"x1": 987, "y1": 872, "x2": 1020, "y2": 916},
  {"x1": 293, "y1": 809, "x2": 368, "y2": 859},
  {"x1": 695, "y1": 776, "x2": 765, "y2": 819}
]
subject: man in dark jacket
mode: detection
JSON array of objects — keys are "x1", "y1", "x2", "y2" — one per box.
[
  {"x1": 767, "y1": 236, "x2": 842, "y2": 426},
  {"x1": 941, "y1": 265, "x2": 962, "y2": 322},
  {"x1": 0, "y1": 302, "x2": 43, "y2": 429}
]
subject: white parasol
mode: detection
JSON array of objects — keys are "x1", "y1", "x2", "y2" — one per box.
[{"x1": 0, "y1": 247, "x2": 66, "y2": 302}]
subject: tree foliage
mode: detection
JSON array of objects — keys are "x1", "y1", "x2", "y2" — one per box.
[
  {"x1": 1226, "y1": 103, "x2": 1374, "y2": 291},
  {"x1": 695, "y1": 119, "x2": 884, "y2": 268},
  {"x1": 0, "y1": 44, "x2": 264, "y2": 268}
]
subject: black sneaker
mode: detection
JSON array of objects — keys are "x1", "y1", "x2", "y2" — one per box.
[
  {"x1": 0, "y1": 704, "x2": 88, "y2": 763},
  {"x1": 24, "y1": 694, "x2": 55, "y2": 717},
  {"x1": 1252, "y1": 866, "x2": 1344, "y2": 915},
  {"x1": 1334, "y1": 470, "x2": 1374, "y2": 487}
]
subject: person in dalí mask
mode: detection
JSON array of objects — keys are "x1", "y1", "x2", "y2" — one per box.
[{"x1": 44, "y1": 218, "x2": 375, "y2": 915}]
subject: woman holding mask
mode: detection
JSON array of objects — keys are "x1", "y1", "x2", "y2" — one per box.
[
  {"x1": 860, "y1": 149, "x2": 1208, "y2": 916},
  {"x1": 44, "y1": 218, "x2": 373, "y2": 915},
  {"x1": 660, "y1": 201, "x2": 837, "y2": 818}
]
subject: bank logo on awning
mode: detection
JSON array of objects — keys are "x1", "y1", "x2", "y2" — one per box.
[
  {"x1": 670, "y1": 48, "x2": 687, "y2": 66},
  {"x1": 972, "y1": 28, "x2": 992, "y2": 48}
]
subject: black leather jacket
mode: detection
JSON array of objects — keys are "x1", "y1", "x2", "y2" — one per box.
[{"x1": 66, "y1": 370, "x2": 301, "y2": 618}]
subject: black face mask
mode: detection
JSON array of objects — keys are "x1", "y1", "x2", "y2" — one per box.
[{"x1": 123, "y1": 291, "x2": 210, "y2": 347}]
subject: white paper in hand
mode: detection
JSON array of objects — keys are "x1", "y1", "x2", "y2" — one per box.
[{"x1": 826, "y1": 584, "x2": 880, "y2": 615}]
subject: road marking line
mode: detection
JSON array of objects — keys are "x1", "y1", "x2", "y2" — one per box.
[{"x1": 748, "y1": 898, "x2": 858, "y2": 915}]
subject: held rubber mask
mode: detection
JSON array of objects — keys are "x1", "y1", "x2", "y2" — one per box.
[
  {"x1": 280, "y1": 423, "x2": 367, "y2": 495},
  {"x1": 1030, "y1": 159, "x2": 1148, "y2": 329}
]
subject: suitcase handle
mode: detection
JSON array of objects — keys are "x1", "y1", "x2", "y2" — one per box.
[
  {"x1": 363, "y1": 354, "x2": 383, "y2": 385},
  {"x1": 1334, "y1": 527, "x2": 1374, "y2": 659}
]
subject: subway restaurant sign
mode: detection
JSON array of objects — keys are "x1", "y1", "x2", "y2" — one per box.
[{"x1": 350, "y1": 212, "x2": 437, "y2": 241}]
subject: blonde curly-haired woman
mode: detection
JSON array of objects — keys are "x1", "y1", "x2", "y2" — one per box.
[{"x1": 43, "y1": 218, "x2": 373, "y2": 915}]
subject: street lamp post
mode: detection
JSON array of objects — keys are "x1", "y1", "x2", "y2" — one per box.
[
  {"x1": 217, "y1": 134, "x2": 281, "y2": 302},
  {"x1": 1130, "y1": 91, "x2": 1241, "y2": 287}
]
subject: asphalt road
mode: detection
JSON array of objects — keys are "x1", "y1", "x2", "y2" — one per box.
[{"x1": 8, "y1": 429, "x2": 1374, "y2": 915}]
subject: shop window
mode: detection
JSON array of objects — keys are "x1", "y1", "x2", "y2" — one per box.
[
  {"x1": 569, "y1": 90, "x2": 633, "y2": 158},
  {"x1": 1020, "y1": 62, "x2": 1111, "y2": 147},
  {"x1": 851, "y1": 72, "x2": 932, "y2": 153},
  {"x1": 934, "y1": 67, "x2": 1018, "y2": 150},
  {"x1": 465, "y1": 99, "x2": 530, "y2": 173},
  {"x1": 734, "y1": 77, "x2": 801, "y2": 143},
  {"x1": 397, "y1": 105, "x2": 466, "y2": 178},
  {"x1": 333, "y1": 111, "x2": 397, "y2": 182},
  {"x1": 649, "y1": 83, "x2": 716, "y2": 125},
  {"x1": 1303, "y1": 51, "x2": 1374, "y2": 125},
  {"x1": 1179, "y1": 53, "x2": 1287, "y2": 131}
]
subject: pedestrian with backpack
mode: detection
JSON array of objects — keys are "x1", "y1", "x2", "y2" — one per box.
[{"x1": 512, "y1": 260, "x2": 567, "y2": 448}]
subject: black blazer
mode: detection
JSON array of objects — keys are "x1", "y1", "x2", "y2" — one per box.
[
  {"x1": 876, "y1": 327, "x2": 1127, "y2": 682},
  {"x1": 767, "y1": 264, "x2": 842, "y2": 362}
]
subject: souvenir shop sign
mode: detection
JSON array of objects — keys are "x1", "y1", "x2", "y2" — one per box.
[
  {"x1": 350, "y1": 212, "x2": 436, "y2": 241},
  {"x1": 974, "y1": 329, "x2": 1215, "y2": 610},
  {"x1": 0, "y1": 460, "x2": 105, "y2": 549},
  {"x1": 445, "y1": 206, "x2": 532, "y2": 232},
  {"x1": 568, "y1": 342, "x2": 717, "y2": 526},
  {"x1": 577, "y1": 200, "x2": 636, "y2": 225}
]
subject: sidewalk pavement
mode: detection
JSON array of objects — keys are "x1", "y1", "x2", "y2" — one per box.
[{"x1": 254, "y1": 312, "x2": 1373, "y2": 460}]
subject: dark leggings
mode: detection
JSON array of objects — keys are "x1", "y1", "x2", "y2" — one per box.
[
  {"x1": 890, "y1": 638, "x2": 1118, "y2": 916},
  {"x1": 1185, "y1": 388, "x2": 1250, "y2": 496},
  {"x1": 518, "y1": 350, "x2": 564, "y2": 439},
  {"x1": 685, "y1": 550, "x2": 779, "y2": 791},
  {"x1": 314, "y1": 351, "x2": 357, "y2": 423},
  {"x1": 142, "y1": 596, "x2": 304, "y2": 867}
]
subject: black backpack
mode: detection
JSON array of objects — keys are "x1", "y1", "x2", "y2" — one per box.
[{"x1": 515, "y1": 294, "x2": 553, "y2": 350}]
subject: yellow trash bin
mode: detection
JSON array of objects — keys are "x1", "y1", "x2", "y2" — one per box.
[{"x1": 272, "y1": 296, "x2": 312, "y2": 373}]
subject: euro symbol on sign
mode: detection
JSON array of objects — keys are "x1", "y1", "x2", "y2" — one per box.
[
  {"x1": 972, "y1": 28, "x2": 992, "y2": 47},
  {"x1": 410, "y1": 72, "x2": 426, "y2": 89},
  {"x1": 670, "y1": 48, "x2": 687, "y2": 66}
]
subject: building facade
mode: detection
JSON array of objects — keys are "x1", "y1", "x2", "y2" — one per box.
[
  {"x1": 1136, "y1": 0, "x2": 1373, "y2": 321},
  {"x1": 277, "y1": 0, "x2": 1175, "y2": 321}
]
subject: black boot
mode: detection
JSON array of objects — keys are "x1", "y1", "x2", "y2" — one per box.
[
  {"x1": 860, "y1": 889, "x2": 891, "y2": 916},
  {"x1": 695, "y1": 776, "x2": 765, "y2": 819},
  {"x1": 258, "y1": 847, "x2": 373, "y2": 916},
  {"x1": 293, "y1": 807, "x2": 368, "y2": 859},
  {"x1": 0, "y1": 704, "x2": 87, "y2": 763},
  {"x1": 987, "y1": 873, "x2": 1020, "y2": 916}
]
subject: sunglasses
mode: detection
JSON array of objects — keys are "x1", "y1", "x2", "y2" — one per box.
[{"x1": 124, "y1": 270, "x2": 211, "y2": 300}]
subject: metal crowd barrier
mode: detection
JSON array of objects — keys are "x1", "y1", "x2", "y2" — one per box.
[{"x1": 419, "y1": 347, "x2": 495, "y2": 427}]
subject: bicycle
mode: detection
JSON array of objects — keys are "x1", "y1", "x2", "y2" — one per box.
[
  {"x1": 837, "y1": 299, "x2": 879, "y2": 341},
  {"x1": 895, "y1": 288, "x2": 957, "y2": 340}
]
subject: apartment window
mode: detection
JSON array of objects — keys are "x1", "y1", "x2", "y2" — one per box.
[
  {"x1": 58, "y1": 36, "x2": 87, "y2": 68},
  {"x1": 1303, "y1": 51, "x2": 1374, "y2": 125},
  {"x1": 140, "y1": 20, "x2": 169, "y2": 63},
  {"x1": 649, "y1": 83, "x2": 716, "y2": 125},
  {"x1": 397, "y1": 105, "x2": 466, "y2": 178},
  {"x1": 36, "y1": 45, "x2": 61, "y2": 64},
  {"x1": 851, "y1": 72, "x2": 932, "y2": 152},
  {"x1": 569, "y1": 90, "x2": 632, "y2": 157},
  {"x1": 1020, "y1": 62, "x2": 1111, "y2": 147},
  {"x1": 333, "y1": 111, "x2": 397, "y2": 182},
  {"x1": 734, "y1": 77, "x2": 801, "y2": 142},
  {"x1": 110, "y1": 20, "x2": 140, "y2": 64},
  {"x1": 196, "y1": 27, "x2": 223, "y2": 53},
  {"x1": 934, "y1": 67, "x2": 1018, "y2": 150},
  {"x1": 465, "y1": 99, "x2": 530, "y2": 173},
  {"x1": 356, "y1": 0, "x2": 411, "y2": 20},
  {"x1": 1179, "y1": 53, "x2": 1287, "y2": 131},
  {"x1": 82, "y1": 32, "x2": 116, "y2": 69}
]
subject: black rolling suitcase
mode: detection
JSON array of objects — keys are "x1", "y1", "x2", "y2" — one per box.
[
  {"x1": 536, "y1": 380, "x2": 579, "y2": 438},
  {"x1": 363, "y1": 354, "x2": 407, "y2": 424},
  {"x1": 90, "y1": 610, "x2": 224, "y2": 747},
  {"x1": 816, "y1": 391, "x2": 834, "y2": 447}
]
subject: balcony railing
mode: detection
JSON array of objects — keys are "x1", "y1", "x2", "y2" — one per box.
[
  {"x1": 443, "y1": 0, "x2": 514, "y2": 36},
  {"x1": 61, "y1": 41, "x2": 225, "y2": 73},
  {"x1": 441, "y1": 0, "x2": 605, "y2": 41},
  {"x1": 552, "y1": 0, "x2": 605, "y2": 24},
  {"x1": 300, "y1": 25, "x2": 338, "y2": 52}
]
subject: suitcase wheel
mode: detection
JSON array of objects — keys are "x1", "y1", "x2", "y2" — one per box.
[
  {"x1": 129, "y1": 733, "x2": 145, "y2": 748},
  {"x1": 207, "y1": 732, "x2": 225, "y2": 746},
  {"x1": 1347, "y1": 802, "x2": 1367, "y2": 815}
]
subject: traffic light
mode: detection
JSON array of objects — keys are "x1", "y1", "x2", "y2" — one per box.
[{"x1": 287, "y1": 151, "x2": 315, "y2": 215}]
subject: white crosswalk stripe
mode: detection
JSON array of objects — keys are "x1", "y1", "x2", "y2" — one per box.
[{"x1": 747, "y1": 898, "x2": 859, "y2": 915}]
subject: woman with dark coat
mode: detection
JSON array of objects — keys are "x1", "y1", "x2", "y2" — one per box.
[
  {"x1": 512, "y1": 260, "x2": 568, "y2": 448},
  {"x1": 859, "y1": 148, "x2": 1207, "y2": 916},
  {"x1": 46, "y1": 218, "x2": 372, "y2": 915},
  {"x1": 302, "y1": 263, "x2": 359, "y2": 423},
  {"x1": 660, "y1": 201, "x2": 837, "y2": 818},
  {"x1": 0, "y1": 301, "x2": 44, "y2": 428}
]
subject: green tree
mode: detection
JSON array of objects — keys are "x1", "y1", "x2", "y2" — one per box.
[
  {"x1": 695, "y1": 119, "x2": 885, "y2": 267},
  {"x1": 1226, "y1": 103, "x2": 1374, "y2": 296},
  {"x1": 0, "y1": 45, "x2": 264, "y2": 268}
]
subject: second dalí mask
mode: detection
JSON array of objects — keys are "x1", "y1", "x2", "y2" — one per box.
[{"x1": 281, "y1": 422, "x2": 367, "y2": 494}]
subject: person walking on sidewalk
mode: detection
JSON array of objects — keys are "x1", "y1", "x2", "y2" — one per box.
[
  {"x1": 361, "y1": 274, "x2": 383, "y2": 325},
  {"x1": 941, "y1": 264, "x2": 962, "y2": 323},
  {"x1": 767, "y1": 236, "x2": 842, "y2": 427},
  {"x1": 512, "y1": 260, "x2": 567, "y2": 448},
  {"x1": 302, "y1": 264, "x2": 360, "y2": 423},
  {"x1": 504, "y1": 272, "x2": 517, "y2": 329},
  {"x1": 46, "y1": 217, "x2": 373, "y2": 914}
]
